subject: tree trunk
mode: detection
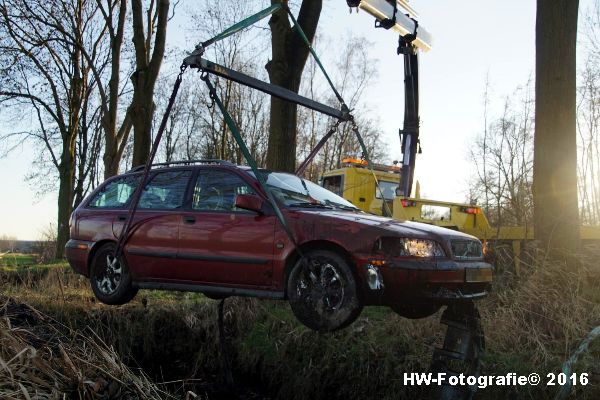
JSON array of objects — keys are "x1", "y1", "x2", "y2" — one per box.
[
  {"x1": 534, "y1": 0, "x2": 580, "y2": 261},
  {"x1": 130, "y1": 0, "x2": 169, "y2": 168},
  {"x1": 56, "y1": 3, "x2": 84, "y2": 257},
  {"x1": 266, "y1": 0, "x2": 322, "y2": 172},
  {"x1": 131, "y1": 83, "x2": 155, "y2": 166},
  {"x1": 56, "y1": 156, "x2": 75, "y2": 258}
]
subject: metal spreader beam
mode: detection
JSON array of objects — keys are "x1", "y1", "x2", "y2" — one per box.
[{"x1": 183, "y1": 56, "x2": 350, "y2": 121}]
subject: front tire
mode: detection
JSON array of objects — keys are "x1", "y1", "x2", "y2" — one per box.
[
  {"x1": 90, "y1": 243, "x2": 138, "y2": 305},
  {"x1": 287, "y1": 250, "x2": 363, "y2": 332}
]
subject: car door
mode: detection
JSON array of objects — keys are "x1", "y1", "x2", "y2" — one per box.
[
  {"x1": 177, "y1": 168, "x2": 276, "y2": 288},
  {"x1": 112, "y1": 169, "x2": 192, "y2": 280}
]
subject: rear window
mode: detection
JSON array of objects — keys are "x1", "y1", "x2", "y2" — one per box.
[
  {"x1": 88, "y1": 170, "x2": 191, "y2": 210},
  {"x1": 88, "y1": 175, "x2": 139, "y2": 209},
  {"x1": 139, "y1": 170, "x2": 191, "y2": 209}
]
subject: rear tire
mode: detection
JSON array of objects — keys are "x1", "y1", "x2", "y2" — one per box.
[
  {"x1": 287, "y1": 250, "x2": 363, "y2": 332},
  {"x1": 90, "y1": 243, "x2": 138, "y2": 305}
]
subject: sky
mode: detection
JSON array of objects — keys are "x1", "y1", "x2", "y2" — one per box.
[{"x1": 0, "y1": 0, "x2": 595, "y2": 239}]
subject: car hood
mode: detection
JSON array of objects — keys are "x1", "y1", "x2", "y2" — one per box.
[{"x1": 296, "y1": 210, "x2": 480, "y2": 242}]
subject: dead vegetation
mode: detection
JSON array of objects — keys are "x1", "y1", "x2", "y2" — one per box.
[
  {"x1": 479, "y1": 244, "x2": 600, "y2": 397},
  {"x1": 0, "y1": 298, "x2": 170, "y2": 400},
  {"x1": 0, "y1": 250, "x2": 599, "y2": 399}
]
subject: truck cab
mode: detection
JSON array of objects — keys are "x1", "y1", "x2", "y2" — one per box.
[
  {"x1": 321, "y1": 158, "x2": 401, "y2": 216},
  {"x1": 321, "y1": 158, "x2": 493, "y2": 235}
]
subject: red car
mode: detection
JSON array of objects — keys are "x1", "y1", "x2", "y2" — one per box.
[{"x1": 65, "y1": 160, "x2": 493, "y2": 331}]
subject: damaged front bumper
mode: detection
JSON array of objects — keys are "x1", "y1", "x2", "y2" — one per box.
[{"x1": 359, "y1": 258, "x2": 493, "y2": 305}]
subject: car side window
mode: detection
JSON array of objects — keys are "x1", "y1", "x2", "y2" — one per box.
[
  {"x1": 193, "y1": 170, "x2": 255, "y2": 212},
  {"x1": 138, "y1": 170, "x2": 191, "y2": 209},
  {"x1": 88, "y1": 175, "x2": 140, "y2": 209}
]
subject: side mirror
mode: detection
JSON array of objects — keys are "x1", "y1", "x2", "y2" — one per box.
[{"x1": 235, "y1": 194, "x2": 264, "y2": 214}]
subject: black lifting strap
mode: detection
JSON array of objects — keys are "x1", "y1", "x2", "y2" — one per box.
[
  {"x1": 375, "y1": 0, "x2": 398, "y2": 30},
  {"x1": 398, "y1": 17, "x2": 419, "y2": 54},
  {"x1": 113, "y1": 65, "x2": 188, "y2": 260}
]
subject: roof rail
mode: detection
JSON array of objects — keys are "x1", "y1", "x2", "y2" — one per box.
[{"x1": 127, "y1": 159, "x2": 235, "y2": 173}]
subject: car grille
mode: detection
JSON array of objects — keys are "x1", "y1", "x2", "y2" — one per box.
[{"x1": 450, "y1": 240, "x2": 483, "y2": 260}]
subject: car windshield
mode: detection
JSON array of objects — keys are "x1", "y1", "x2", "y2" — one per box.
[{"x1": 250, "y1": 171, "x2": 359, "y2": 211}]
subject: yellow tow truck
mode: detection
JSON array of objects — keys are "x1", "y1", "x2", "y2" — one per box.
[{"x1": 321, "y1": 158, "x2": 600, "y2": 270}]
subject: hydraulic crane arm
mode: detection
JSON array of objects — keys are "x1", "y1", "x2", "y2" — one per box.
[
  {"x1": 398, "y1": 36, "x2": 419, "y2": 198},
  {"x1": 347, "y1": 0, "x2": 431, "y2": 197}
]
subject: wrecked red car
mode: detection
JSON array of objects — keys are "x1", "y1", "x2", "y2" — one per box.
[{"x1": 65, "y1": 160, "x2": 493, "y2": 331}]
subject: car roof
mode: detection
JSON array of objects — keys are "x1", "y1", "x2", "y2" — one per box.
[
  {"x1": 123, "y1": 160, "x2": 282, "y2": 177},
  {"x1": 126, "y1": 159, "x2": 236, "y2": 173}
]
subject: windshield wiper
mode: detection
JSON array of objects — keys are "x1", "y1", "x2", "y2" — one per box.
[
  {"x1": 333, "y1": 204, "x2": 360, "y2": 212},
  {"x1": 323, "y1": 200, "x2": 360, "y2": 212},
  {"x1": 288, "y1": 202, "x2": 333, "y2": 209}
]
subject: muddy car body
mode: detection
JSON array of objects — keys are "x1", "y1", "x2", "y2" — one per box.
[{"x1": 65, "y1": 161, "x2": 493, "y2": 331}]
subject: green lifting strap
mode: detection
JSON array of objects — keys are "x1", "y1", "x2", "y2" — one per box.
[
  {"x1": 202, "y1": 75, "x2": 300, "y2": 249},
  {"x1": 286, "y1": 8, "x2": 348, "y2": 111},
  {"x1": 199, "y1": 4, "x2": 282, "y2": 50}
]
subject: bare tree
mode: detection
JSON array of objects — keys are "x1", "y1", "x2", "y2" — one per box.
[
  {"x1": 534, "y1": 0, "x2": 580, "y2": 260},
  {"x1": 296, "y1": 34, "x2": 387, "y2": 181},
  {"x1": 154, "y1": 0, "x2": 270, "y2": 165},
  {"x1": 576, "y1": 4, "x2": 600, "y2": 226},
  {"x1": 481, "y1": 73, "x2": 492, "y2": 216},
  {"x1": 0, "y1": 0, "x2": 110, "y2": 256},
  {"x1": 576, "y1": 56, "x2": 600, "y2": 225},
  {"x1": 469, "y1": 81, "x2": 534, "y2": 228}
]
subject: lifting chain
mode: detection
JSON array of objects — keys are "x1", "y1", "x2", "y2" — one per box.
[{"x1": 327, "y1": 119, "x2": 343, "y2": 138}]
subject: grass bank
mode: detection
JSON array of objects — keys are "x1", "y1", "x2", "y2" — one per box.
[{"x1": 1, "y1": 251, "x2": 599, "y2": 399}]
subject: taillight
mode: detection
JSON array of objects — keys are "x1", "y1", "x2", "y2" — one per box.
[{"x1": 401, "y1": 199, "x2": 416, "y2": 207}]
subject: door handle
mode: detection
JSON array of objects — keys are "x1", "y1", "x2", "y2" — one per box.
[
  {"x1": 117, "y1": 215, "x2": 127, "y2": 221},
  {"x1": 184, "y1": 216, "x2": 196, "y2": 224}
]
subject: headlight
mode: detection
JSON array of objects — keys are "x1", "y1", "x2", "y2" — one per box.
[
  {"x1": 398, "y1": 238, "x2": 445, "y2": 258},
  {"x1": 374, "y1": 237, "x2": 446, "y2": 258}
]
